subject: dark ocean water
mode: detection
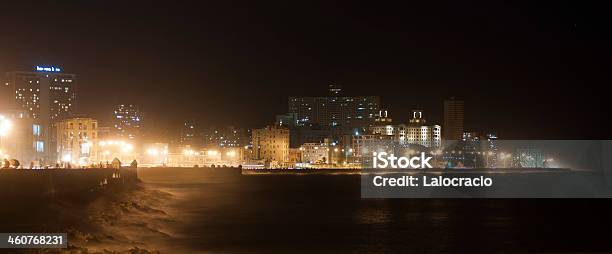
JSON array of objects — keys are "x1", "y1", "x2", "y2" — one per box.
[
  {"x1": 3, "y1": 170, "x2": 612, "y2": 253},
  {"x1": 140, "y1": 172, "x2": 612, "y2": 253}
]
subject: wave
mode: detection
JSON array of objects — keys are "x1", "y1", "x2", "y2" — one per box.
[{"x1": 25, "y1": 184, "x2": 179, "y2": 254}]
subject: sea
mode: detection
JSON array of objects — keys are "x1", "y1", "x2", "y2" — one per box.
[{"x1": 2, "y1": 168, "x2": 612, "y2": 253}]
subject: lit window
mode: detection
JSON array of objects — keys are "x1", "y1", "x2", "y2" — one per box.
[
  {"x1": 35, "y1": 141, "x2": 44, "y2": 152},
  {"x1": 33, "y1": 124, "x2": 42, "y2": 136}
]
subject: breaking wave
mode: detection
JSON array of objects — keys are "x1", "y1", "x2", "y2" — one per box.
[{"x1": 23, "y1": 185, "x2": 180, "y2": 254}]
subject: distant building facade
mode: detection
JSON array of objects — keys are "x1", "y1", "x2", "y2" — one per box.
[
  {"x1": 374, "y1": 109, "x2": 393, "y2": 124},
  {"x1": 0, "y1": 110, "x2": 46, "y2": 164},
  {"x1": 300, "y1": 142, "x2": 329, "y2": 164},
  {"x1": 513, "y1": 148, "x2": 544, "y2": 168},
  {"x1": 3, "y1": 67, "x2": 77, "y2": 122},
  {"x1": 180, "y1": 120, "x2": 199, "y2": 147},
  {"x1": 288, "y1": 85, "x2": 380, "y2": 129},
  {"x1": 485, "y1": 133, "x2": 498, "y2": 168},
  {"x1": 443, "y1": 97, "x2": 464, "y2": 140},
  {"x1": 288, "y1": 148, "x2": 302, "y2": 164},
  {"x1": 275, "y1": 113, "x2": 299, "y2": 127},
  {"x1": 369, "y1": 110, "x2": 441, "y2": 148},
  {"x1": 113, "y1": 104, "x2": 143, "y2": 140},
  {"x1": 286, "y1": 126, "x2": 352, "y2": 149},
  {"x1": 370, "y1": 124, "x2": 396, "y2": 136},
  {"x1": 252, "y1": 125, "x2": 289, "y2": 165},
  {"x1": 350, "y1": 134, "x2": 395, "y2": 164},
  {"x1": 442, "y1": 132, "x2": 499, "y2": 168},
  {"x1": 2, "y1": 66, "x2": 78, "y2": 161},
  {"x1": 400, "y1": 110, "x2": 441, "y2": 148},
  {"x1": 203, "y1": 127, "x2": 250, "y2": 149},
  {"x1": 55, "y1": 117, "x2": 99, "y2": 165}
]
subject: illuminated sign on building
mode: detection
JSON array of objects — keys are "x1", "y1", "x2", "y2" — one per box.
[{"x1": 35, "y1": 66, "x2": 62, "y2": 72}]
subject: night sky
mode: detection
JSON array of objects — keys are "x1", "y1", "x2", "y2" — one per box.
[{"x1": 0, "y1": 1, "x2": 608, "y2": 139}]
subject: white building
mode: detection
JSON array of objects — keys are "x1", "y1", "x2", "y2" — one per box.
[
  {"x1": 399, "y1": 110, "x2": 441, "y2": 148},
  {"x1": 368, "y1": 110, "x2": 441, "y2": 148},
  {"x1": 370, "y1": 124, "x2": 396, "y2": 136}
]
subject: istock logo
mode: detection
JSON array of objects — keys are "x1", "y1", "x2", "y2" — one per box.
[{"x1": 372, "y1": 152, "x2": 433, "y2": 169}]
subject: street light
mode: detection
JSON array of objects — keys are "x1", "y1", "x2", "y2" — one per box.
[
  {"x1": 62, "y1": 154, "x2": 72, "y2": 163},
  {"x1": 147, "y1": 148, "x2": 159, "y2": 156},
  {"x1": 0, "y1": 116, "x2": 11, "y2": 153},
  {"x1": 0, "y1": 116, "x2": 10, "y2": 136}
]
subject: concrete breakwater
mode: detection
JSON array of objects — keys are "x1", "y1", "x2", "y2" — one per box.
[{"x1": 0, "y1": 168, "x2": 139, "y2": 201}]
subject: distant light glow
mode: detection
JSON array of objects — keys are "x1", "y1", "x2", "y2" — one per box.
[
  {"x1": 0, "y1": 115, "x2": 12, "y2": 137},
  {"x1": 62, "y1": 154, "x2": 72, "y2": 162},
  {"x1": 147, "y1": 148, "x2": 159, "y2": 156},
  {"x1": 183, "y1": 149, "x2": 195, "y2": 156},
  {"x1": 0, "y1": 116, "x2": 11, "y2": 137}
]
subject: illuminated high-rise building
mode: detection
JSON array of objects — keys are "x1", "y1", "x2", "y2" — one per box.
[
  {"x1": 485, "y1": 133, "x2": 498, "y2": 168},
  {"x1": 3, "y1": 66, "x2": 77, "y2": 122},
  {"x1": 443, "y1": 97, "x2": 464, "y2": 140},
  {"x1": 288, "y1": 85, "x2": 380, "y2": 128},
  {"x1": 180, "y1": 120, "x2": 200, "y2": 147},
  {"x1": 2, "y1": 66, "x2": 77, "y2": 161},
  {"x1": 113, "y1": 104, "x2": 143, "y2": 140}
]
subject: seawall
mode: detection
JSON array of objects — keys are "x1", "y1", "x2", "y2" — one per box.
[{"x1": 0, "y1": 168, "x2": 139, "y2": 201}]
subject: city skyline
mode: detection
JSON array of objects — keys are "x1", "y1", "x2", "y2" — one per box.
[
  {"x1": 0, "y1": 64, "x2": 600, "y2": 140},
  {"x1": 1, "y1": 3, "x2": 611, "y2": 254}
]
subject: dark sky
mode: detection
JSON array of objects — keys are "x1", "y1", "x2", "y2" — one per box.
[{"x1": 0, "y1": 1, "x2": 609, "y2": 139}]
